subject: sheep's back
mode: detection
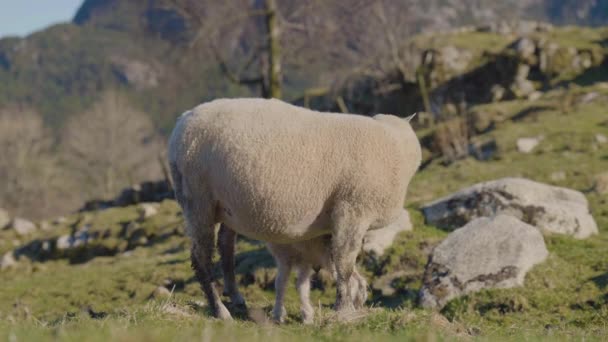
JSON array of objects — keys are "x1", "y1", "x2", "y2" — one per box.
[{"x1": 175, "y1": 98, "x2": 416, "y2": 242}]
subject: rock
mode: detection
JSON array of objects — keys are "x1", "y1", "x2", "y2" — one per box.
[
  {"x1": 511, "y1": 79, "x2": 536, "y2": 98},
  {"x1": 594, "y1": 172, "x2": 608, "y2": 194},
  {"x1": 372, "y1": 270, "x2": 408, "y2": 296},
  {"x1": 528, "y1": 91, "x2": 542, "y2": 101},
  {"x1": 151, "y1": 286, "x2": 171, "y2": 299},
  {"x1": 513, "y1": 37, "x2": 536, "y2": 61},
  {"x1": 363, "y1": 210, "x2": 412, "y2": 256},
  {"x1": 515, "y1": 64, "x2": 530, "y2": 81},
  {"x1": 419, "y1": 215, "x2": 548, "y2": 309},
  {"x1": 421, "y1": 177, "x2": 598, "y2": 239},
  {"x1": 0, "y1": 251, "x2": 17, "y2": 270},
  {"x1": 491, "y1": 84, "x2": 506, "y2": 102},
  {"x1": 138, "y1": 202, "x2": 159, "y2": 220},
  {"x1": 517, "y1": 136, "x2": 543, "y2": 153},
  {"x1": 9, "y1": 218, "x2": 36, "y2": 236},
  {"x1": 580, "y1": 92, "x2": 599, "y2": 104},
  {"x1": 596, "y1": 134, "x2": 607, "y2": 144},
  {"x1": 469, "y1": 138, "x2": 497, "y2": 161},
  {"x1": 56, "y1": 226, "x2": 92, "y2": 250},
  {"x1": 39, "y1": 221, "x2": 52, "y2": 231},
  {"x1": 52, "y1": 216, "x2": 67, "y2": 225},
  {"x1": 550, "y1": 171, "x2": 567, "y2": 182},
  {"x1": 0, "y1": 208, "x2": 10, "y2": 230}
]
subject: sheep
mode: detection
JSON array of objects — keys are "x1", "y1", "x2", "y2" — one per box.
[
  {"x1": 168, "y1": 98, "x2": 421, "y2": 320},
  {"x1": 265, "y1": 235, "x2": 368, "y2": 324}
]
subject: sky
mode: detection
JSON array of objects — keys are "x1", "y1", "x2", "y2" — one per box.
[{"x1": 0, "y1": 0, "x2": 83, "y2": 38}]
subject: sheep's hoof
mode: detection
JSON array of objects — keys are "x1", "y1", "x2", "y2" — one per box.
[
  {"x1": 230, "y1": 293, "x2": 246, "y2": 307},
  {"x1": 272, "y1": 306, "x2": 287, "y2": 324},
  {"x1": 216, "y1": 305, "x2": 233, "y2": 320},
  {"x1": 301, "y1": 314, "x2": 314, "y2": 325}
]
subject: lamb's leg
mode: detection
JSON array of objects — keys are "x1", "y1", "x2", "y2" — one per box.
[
  {"x1": 218, "y1": 225, "x2": 245, "y2": 306},
  {"x1": 296, "y1": 265, "x2": 315, "y2": 324},
  {"x1": 272, "y1": 259, "x2": 291, "y2": 323},
  {"x1": 330, "y1": 204, "x2": 368, "y2": 313},
  {"x1": 351, "y1": 268, "x2": 368, "y2": 309}
]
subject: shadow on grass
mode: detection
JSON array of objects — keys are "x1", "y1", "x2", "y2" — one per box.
[{"x1": 590, "y1": 272, "x2": 608, "y2": 289}]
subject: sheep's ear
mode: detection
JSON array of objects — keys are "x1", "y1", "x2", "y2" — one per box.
[{"x1": 404, "y1": 113, "x2": 417, "y2": 122}]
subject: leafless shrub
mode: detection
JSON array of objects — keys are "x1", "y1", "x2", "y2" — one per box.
[
  {"x1": 61, "y1": 91, "x2": 164, "y2": 199},
  {"x1": 0, "y1": 106, "x2": 71, "y2": 218},
  {"x1": 433, "y1": 116, "x2": 470, "y2": 163}
]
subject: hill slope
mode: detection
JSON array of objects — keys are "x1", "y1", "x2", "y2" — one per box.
[{"x1": 1, "y1": 28, "x2": 608, "y2": 339}]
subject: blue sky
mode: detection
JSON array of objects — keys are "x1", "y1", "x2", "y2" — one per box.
[{"x1": 0, "y1": 0, "x2": 83, "y2": 38}]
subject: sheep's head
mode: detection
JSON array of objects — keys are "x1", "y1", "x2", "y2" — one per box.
[{"x1": 373, "y1": 112, "x2": 422, "y2": 171}]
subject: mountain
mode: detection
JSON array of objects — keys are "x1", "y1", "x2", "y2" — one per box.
[{"x1": 1, "y1": 0, "x2": 608, "y2": 133}]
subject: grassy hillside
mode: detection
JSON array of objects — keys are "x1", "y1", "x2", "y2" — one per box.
[{"x1": 1, "y1": 80, "x2": 607, "y2": 340}]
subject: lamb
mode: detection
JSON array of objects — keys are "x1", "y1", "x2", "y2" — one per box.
[
  {"x1": 168, "y1": 98, "x2": 421, "y2": 320},
  {"x1": 266, "y1": 236, "x2": 368, "y2": 324}
]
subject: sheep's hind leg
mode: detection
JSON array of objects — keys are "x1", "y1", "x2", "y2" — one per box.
[
  {"x1": 296, "y1": 265, "x2": 315, "y2": 324},
  {"x1": 272, "y1": 259, "x2": 292, "y2": 323},
  {"x1": 218, "y1": 225, "x2": 246, "y2": 306},
  {"x1": 330, "y1": 204, "x2": 368, "y2": 314},
  {"x1": 187, "y1": 203, "x2": 231, "y2": 320}
]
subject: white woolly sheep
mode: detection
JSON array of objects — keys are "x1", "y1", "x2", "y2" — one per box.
[
  {"x1": 266, "y1": 236, "x2": 368, "y2": 324},
  {"x1": 168, "y1": 98, "x2": 421, "y2": 320}
]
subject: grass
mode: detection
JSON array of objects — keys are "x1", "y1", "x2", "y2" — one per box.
[{"x1": 2, "y1": 46, "x2": 608, "y2": 341}]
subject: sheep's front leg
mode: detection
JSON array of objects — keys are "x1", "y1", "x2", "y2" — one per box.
[
  {"x1": 331, "y1": 205, "x2": 368, "y2": 313},
  {"x1": 296, "y1": 266, "x2": 315, "y2": 324},
  {"x1": 272, "y1": 260, "x2": 292, "y2": 323},
  {"x1": 218, "y1": 225, "x2": 246, "y2": 306}
]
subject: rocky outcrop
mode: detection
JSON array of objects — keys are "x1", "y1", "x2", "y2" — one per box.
[
  {"x1": 363, "y1": 210, "x2": 412, "y2": 256},
  {"x1": 81, "y1": 180, "x2": 173, "y2": 211},
  {"x1": 421, "y1": 177, "x2": 598, "y2": 239},
  {"x1": 419, "y1": 215, "x2": 548, "y2": 309}
]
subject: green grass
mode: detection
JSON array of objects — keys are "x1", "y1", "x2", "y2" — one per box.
[{"x1": 2, "y1": 84, "x2": 608, "y2": 340}]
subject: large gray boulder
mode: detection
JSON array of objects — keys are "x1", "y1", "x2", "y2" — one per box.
[
  {"x1": 421, "y1": 177, "x2": 598, "y2": 239},
  {"x1": 419, "y1": 215, "x2": 548, "y2": 309},
  {"x1": 363, "y1": 209, "x2": 412, "y2": 256}
]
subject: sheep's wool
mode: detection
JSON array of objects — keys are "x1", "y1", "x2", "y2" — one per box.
[{"x1": 168, "y1": 98, "x2": 421, "y2": 243}]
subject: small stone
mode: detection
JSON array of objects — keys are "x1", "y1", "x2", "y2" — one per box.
[
  {"x1": 9, "y1": 218, "x2": 36, "y2": 236},
  {"x1": 594, "y1": 172, "x2": 608, "y2": 194},
  {"x1": 528, "y1": 91, "x2": 542, "y2": 101},
  {"x1": 52, "y1": 216, "x2": 67, "y2": 225},
  {"x1": 517, "y1": 136, "x2": 543, "y2": 153},
  {"x1": 0, "y1": 208, "x2": 10, "y2": 230},
  {"x1": 1, "y1": 251, "x2": 17, "y2": 270},
  {"x1": 151, "y1": 286, "x2": 171, "y2": 299},
  {"x1": 56, "y1": 235, "x2": 72, "y2": 250},
  {"x1": 491, "y1": 84, "x2": 506, "y2": 102},
  {"x1": 550, "y1": 171, "x2": 567, "y2": 182},
  {"x1": 39, "y1": 221, "x2": 52, "y2": 231},
  {"x1": 513, "y1": 37, "x2": 536, "y2": 61},
  {"x1": 580, "y1": 92, "x2": 599, "y2": 104},
  {"x1": 138, "y1": 203, "x2": 159, "y2": 220},
  {"x1": 596, "y1": 134, "x2": 607, "y2": 144}
]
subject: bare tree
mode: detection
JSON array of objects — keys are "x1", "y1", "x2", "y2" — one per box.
[
  {"x1": 62, "y1": 91, "x2": 164, "y2": 199},
  {"x1": 0, "y1": 106, "x2": 69, "y2": 218}
]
